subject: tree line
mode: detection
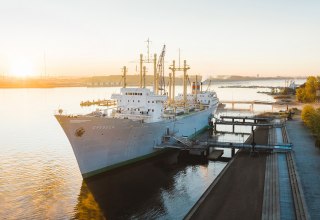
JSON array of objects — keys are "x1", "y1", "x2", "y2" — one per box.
[{"x1": 296, "y1": 76, "x2": 320, "y2": 102}]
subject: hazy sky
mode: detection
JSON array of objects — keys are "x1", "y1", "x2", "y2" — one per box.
[{"x1": 0, "y1": 0, "x2": 319, "y2": 77}]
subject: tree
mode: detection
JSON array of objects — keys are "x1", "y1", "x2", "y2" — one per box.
[
  {"x1": 301, "y1": 105, "x2": 316, "y2": 127},
  {"x1": 296, "y1": 76, "x2": 320, "y2": 102}
]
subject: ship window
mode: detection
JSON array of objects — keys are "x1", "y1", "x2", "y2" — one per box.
[
  {"x1": 140, "y1": 93, "x2": 142, "y2": 95},
  {"x1": 128, "y1": 100, "x2": 129, "y2": 102},
  {"x1": 152, "y1": 109, "x2": 154, "y2": 112},
  {"x1": 128, "y1": 108, "x2": 129, "y2": 110},
  {"x1": 133, "y1": 100, "x2": 134, "y2": 102},
  {"x1": 138, "y1": 100, "x2": 140, "y2": 102},
  {"x1": 148, "y1": 101, "x2": 150, "y2": 103},
  {"x1": 152, "y1": 101, "x2": 154, "y2": 103}
]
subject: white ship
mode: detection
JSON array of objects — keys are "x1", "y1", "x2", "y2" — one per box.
[{"x1": 55, "y1": 46, "x2": 219, "y2": 178}]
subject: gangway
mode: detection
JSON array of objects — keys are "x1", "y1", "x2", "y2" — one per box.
[{"x1": 171, "y1": 135, "x2": 193, "y2": 147}]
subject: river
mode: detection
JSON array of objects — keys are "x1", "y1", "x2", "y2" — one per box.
[{"x1": 0, "y1": 79, "x2": 305, "y2": 219}]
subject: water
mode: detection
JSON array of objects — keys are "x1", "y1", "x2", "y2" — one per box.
[{"x1": 0, "y1": 79, "x2": 306, "y2": 219}]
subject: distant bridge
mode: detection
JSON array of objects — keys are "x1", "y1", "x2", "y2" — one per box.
[{"x1": 220, "y1": 100, "x2": 275, "y2": 111}]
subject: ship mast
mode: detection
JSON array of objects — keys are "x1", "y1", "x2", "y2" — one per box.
[
  {"x1": 169, "y1": 59, "x2": 190, "y2": 107},
  {"x1": 134, "y1": 40, "x2": 166, "y2": 94},
  {"x1": 138, "y1": 38, "x2": 158, "y2": 92}
]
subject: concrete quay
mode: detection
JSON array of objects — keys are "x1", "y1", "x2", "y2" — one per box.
[
  {"x1": 286, "y1": 117, "x2": 320, "y2": 219},
  {"x1": 185, "y1": 120, "x2": 310, "y2": 220}
]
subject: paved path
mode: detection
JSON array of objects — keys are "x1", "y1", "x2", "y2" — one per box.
[
  {"x1": 286, "y1": 117, "x2": 320, "y2": 219},
  {"x1": 185, "y1": 127, "x2": 269, "y2": 220}
]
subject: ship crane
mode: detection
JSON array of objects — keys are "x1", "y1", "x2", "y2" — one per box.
[{"x1": 157, "y1": 45, "x2": 166, "y2": 95}]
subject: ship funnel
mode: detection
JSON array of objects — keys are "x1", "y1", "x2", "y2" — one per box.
[{"x1": 192, "y1": 82, "x2": 200, "y2": 95}]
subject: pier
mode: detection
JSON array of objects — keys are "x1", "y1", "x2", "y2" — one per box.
[
  {"x1": 157, "y1": 115, "x2": 292, "y2": 159},
  {"x1": 214, "y1": 115, "x2": 281, "y2": 133},
  {"x1": 183, "y1": 116, "x2": 309, "y2": 220}
]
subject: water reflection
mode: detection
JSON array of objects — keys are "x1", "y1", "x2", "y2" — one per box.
[
  {"x1": 74, "y1": 150, "x2": 226, "y2": 219},
  {"x1": 73, "y1": 182, "x2": 105, "y2": 220}
]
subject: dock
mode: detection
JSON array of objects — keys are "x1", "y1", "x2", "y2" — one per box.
[
  {"x1": 183, "y1": 116, "x2": 309, "y2": 220},
  {"x1": 157, "y1": 115, "x2": 292, "y2": 155}
]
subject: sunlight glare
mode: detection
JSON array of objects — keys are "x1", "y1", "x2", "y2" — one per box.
[{"x1": 10, "y1": 58, "x2": 35, "y2": 77}]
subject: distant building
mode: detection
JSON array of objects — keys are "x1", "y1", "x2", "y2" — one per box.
[{"x1": 288, "y1": 80, "x2": 297, "y2": 90}]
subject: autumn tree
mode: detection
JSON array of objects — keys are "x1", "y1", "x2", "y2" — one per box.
[
  {"x1": 296, "y1": 76, "x2": 320, "y2": 102},
  {"x1": 301, "y1": 105, "x2": 316, "y2": 127}
]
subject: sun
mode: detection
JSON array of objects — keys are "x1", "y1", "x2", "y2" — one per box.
[{"x1": 9, "y1": 58, "x2": 35, "y2": 77}]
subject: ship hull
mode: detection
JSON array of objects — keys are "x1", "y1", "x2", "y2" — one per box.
[{"x1": 55, "y1": 105, "x2": 217, "y2": 178}]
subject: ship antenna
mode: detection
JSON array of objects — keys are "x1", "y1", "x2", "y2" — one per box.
[{"x1": 145, "y1": 38, "x2": 151, "y2": 63}]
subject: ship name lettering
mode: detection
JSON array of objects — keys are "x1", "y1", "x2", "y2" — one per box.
[{"x1": 92, "y1": 125, "x2": 115, "y2": 130}]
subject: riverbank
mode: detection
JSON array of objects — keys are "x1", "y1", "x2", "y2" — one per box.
[{"x1": 0, "y1": 76, "x2": 304, "y2": 88}]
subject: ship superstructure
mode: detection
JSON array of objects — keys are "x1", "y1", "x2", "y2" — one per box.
[{"x1": 55, "y1": 43, "x2": 219, "y2": 178}]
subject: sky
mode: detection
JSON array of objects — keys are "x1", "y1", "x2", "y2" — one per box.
[{"x1": 0, "y1": 0, "x2": 319, "y2": 77}]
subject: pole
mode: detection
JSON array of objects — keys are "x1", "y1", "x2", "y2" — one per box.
[
  {"x1": 183, "y1": 60, "x2": 187, "y2": 107},
  {"x1": 154, "y1": 53, "x2": 157, "y2": 94},
  {"x1": 172, "y1": 60, "x2": 176, "y2": 104},
  {"x1": 123, "y1": 66, "x2": 127, "y2": 88},
  {"x1": 143, "y1": 66, "x2": 146, "y2": 88},
  {"x1": 195, "y1": 74, "x2": 198, "y2": 102},
  {"x1": 162, "y1": 55, "x2": 165, "y2": 95},
  {"x1": 140, "y1": 54, "x2": 143, "y2": 88},
  {"x1": 169, "y1": 72, "x2": 172, "y2": 103}
]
